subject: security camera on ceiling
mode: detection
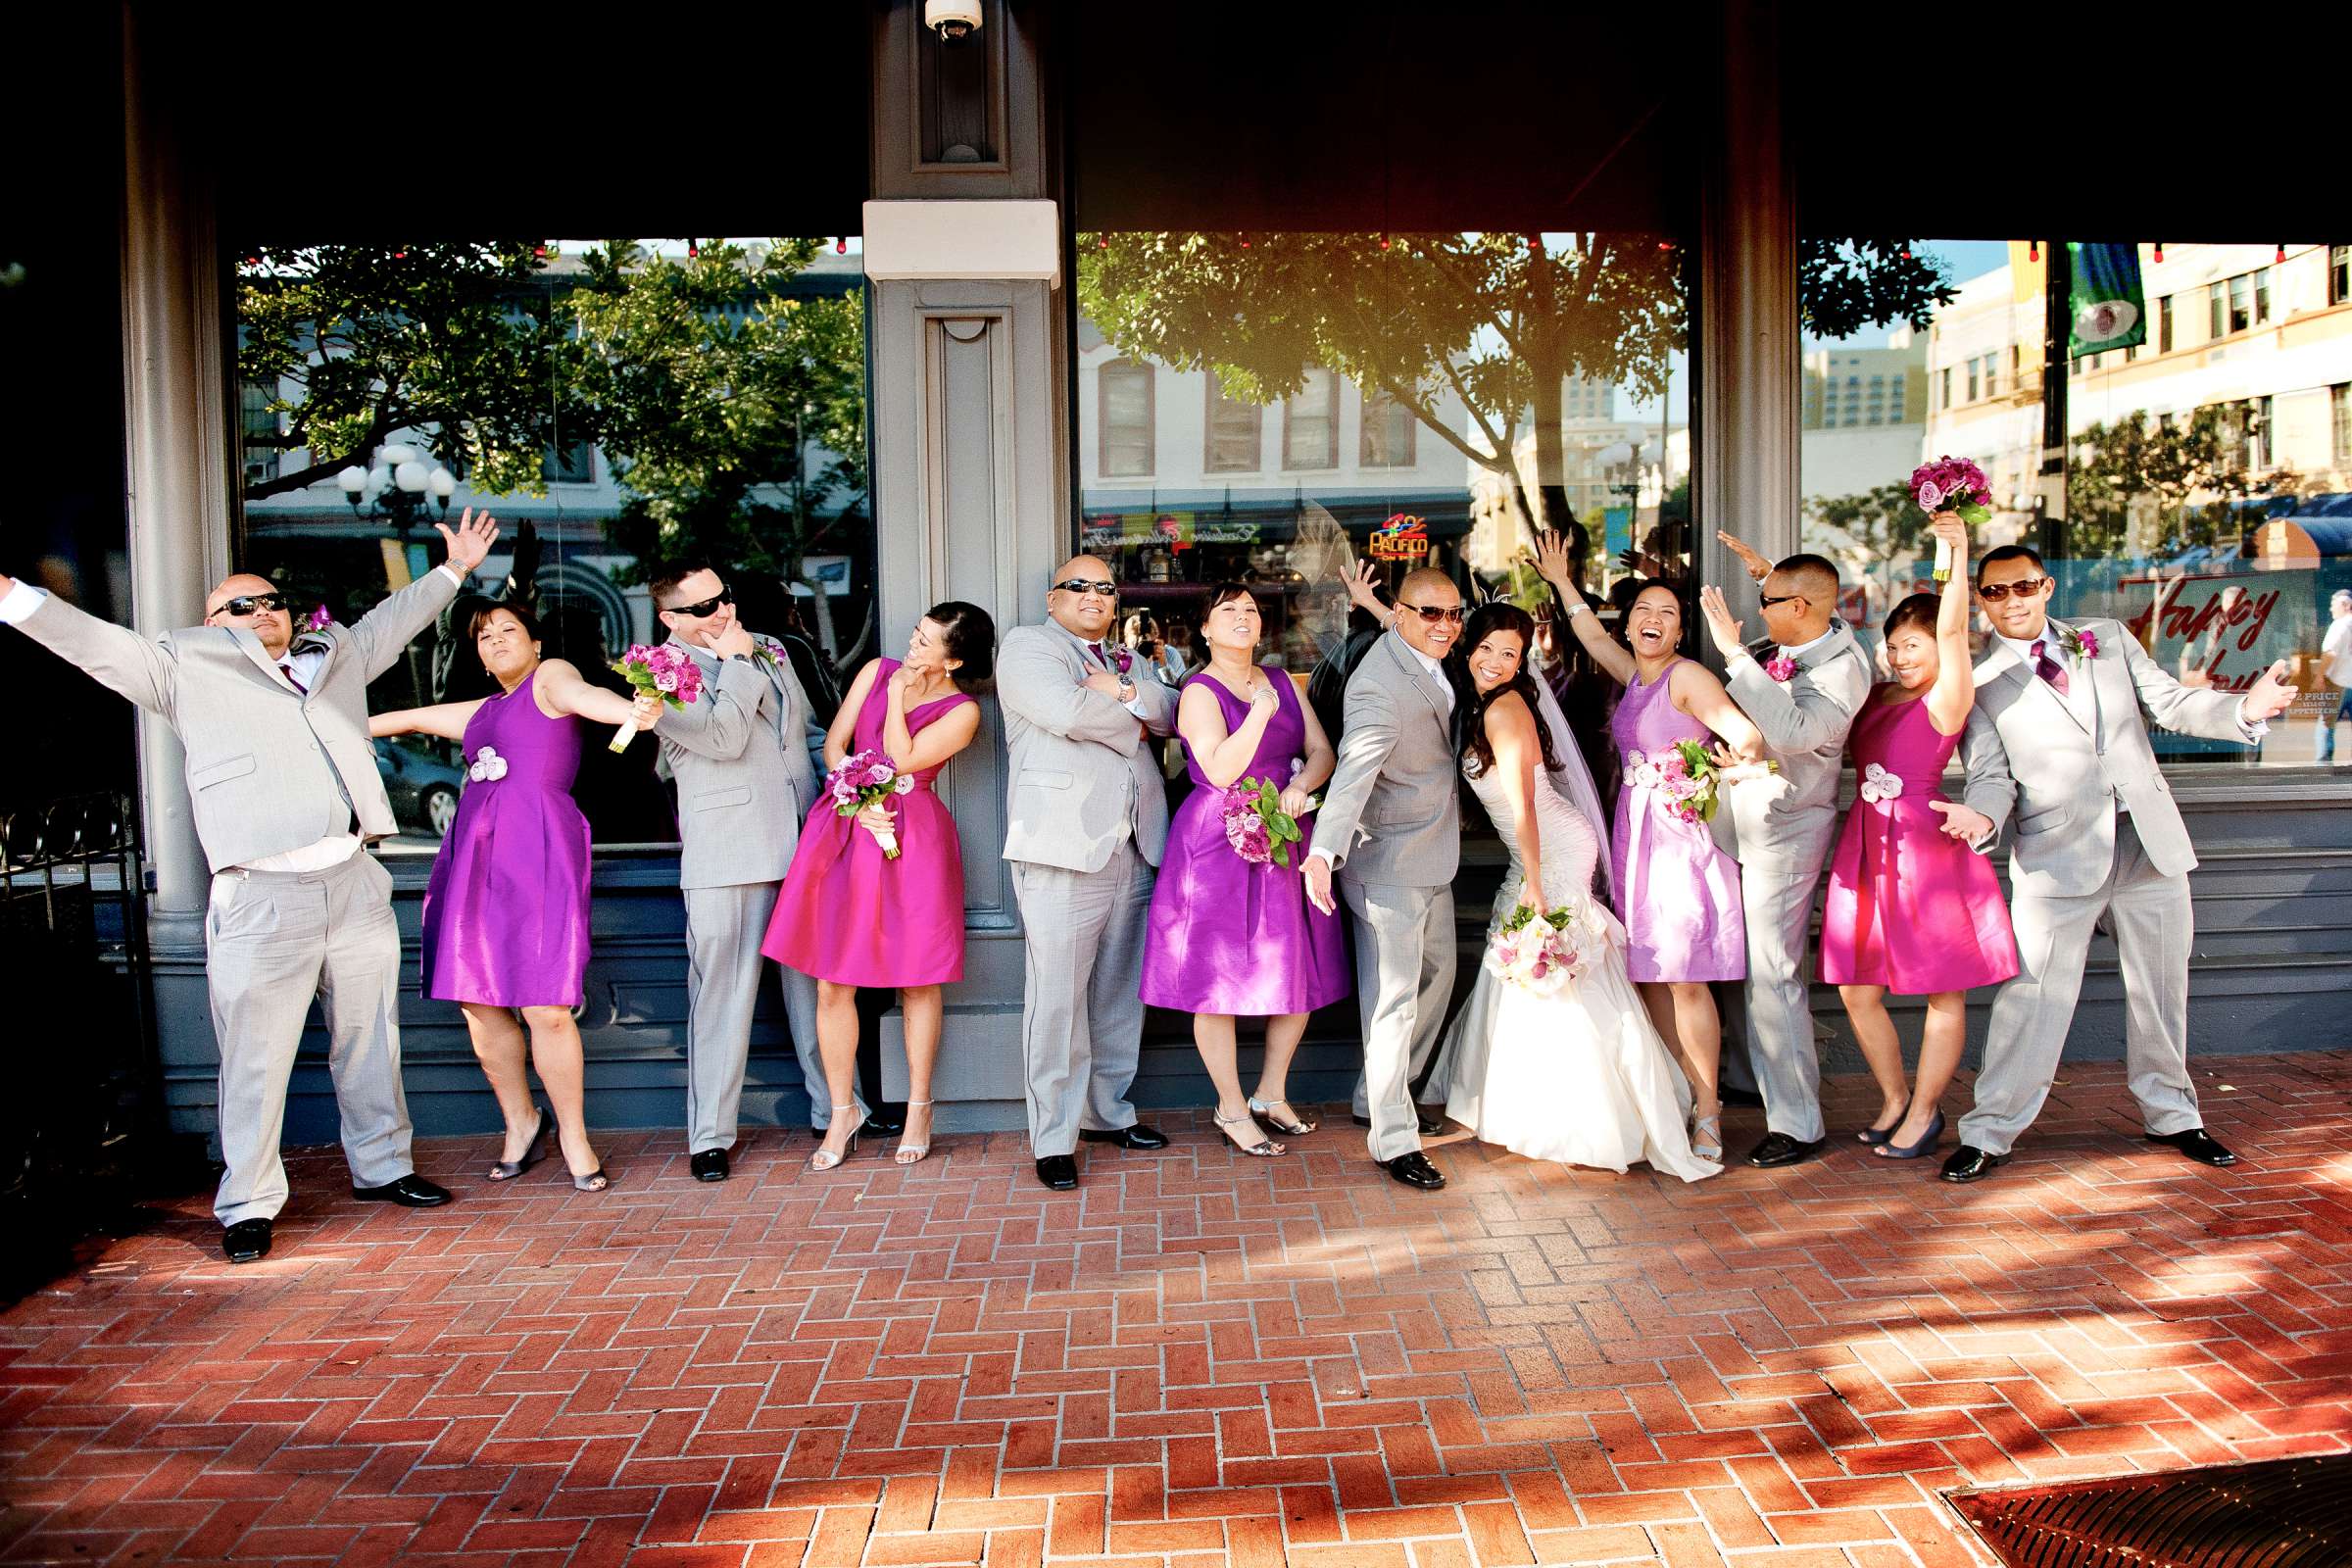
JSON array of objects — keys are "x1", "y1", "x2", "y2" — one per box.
[{"x1": 925, "y1": 0, "x2": 982, "y2": 42}]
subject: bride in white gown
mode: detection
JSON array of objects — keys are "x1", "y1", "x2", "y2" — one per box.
[{"x1": 1436, "y1": 603, "x2": 1721, "y2": 1182}]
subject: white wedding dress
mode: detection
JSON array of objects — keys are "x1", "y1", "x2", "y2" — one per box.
[{"x1": 1438, "y1": 754, "x2": 1722, "y2": 1182}]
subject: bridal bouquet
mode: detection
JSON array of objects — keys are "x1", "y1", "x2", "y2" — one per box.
[
  {"x1": 1487, "y1": 899, "x2": 1614, "y2": 999},
  {"x1": 1909, "y1": 455, "x2": 1991, "y2": 581},
  {"x1": 609, "y1": 643, "x2": 705, "y2": 753},
  {"x1": 1221, "y1": 770, "x2": 1318, "y2": 868},
  {"x1": 1624, "y1": 741, "x2": 1777, "y2": 827},
  {"x1": 825, "y1": 748, "x2": 916, "y2": 858}
]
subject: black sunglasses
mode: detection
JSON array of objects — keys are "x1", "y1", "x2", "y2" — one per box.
[
  {"x1": 210, "y1": 591, "x2": 292, "y2": 617},
  {"x1": 1758, "y1": 591, "x2": 1805, "y2": 610},
  {"x1": 1976, "y1": 577, "x2": 2051, "y2": 603},
  {"x1": 1397, "y1": 602, "x2": 1466, "y2": 625},
  {"x1": 665, "y1": 585, "x2": 734, "y2": 618},
  {"x1": 1052, "y1": 578, "x2": 1118, "y2": 598}
]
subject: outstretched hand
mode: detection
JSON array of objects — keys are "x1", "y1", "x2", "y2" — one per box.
[
  {"x1": 1716, "y1": 530, "x2": 1773, "y2": 583},
  {"x1": 1527, "y1": 530, "x2": 1578, "y2": 597},
  {"x1": 2239, "y1": 659, "x2": 2297, "y2": 723},
  {"x1": 1929, "y1": 800, "x2": 1993, "y2": 842},
  {"x1": 1301, "y1": 855, "x2": 1337, "y2": 916},
  {"x1": 1341, "y1": 559, "x2": 1386, "y2": 618},
  {"x1": 1695, "y1": 585, "x2": 1747, "y2": 660},
  {"x1": 435, "y1": 508, "x2": 501, "y2": 575}
]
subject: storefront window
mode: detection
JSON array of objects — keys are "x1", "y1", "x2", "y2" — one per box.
[
  {"x1": 233, "y1": 237, "x2": 875, "y2": 848},
  {"x1": 1799, "y1": 238, "x2": 2352, "y2": 766}
]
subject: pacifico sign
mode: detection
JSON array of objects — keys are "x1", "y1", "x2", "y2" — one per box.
[{"x1": 1368, "y1": 514, "x2": 1432, "y2": 561}]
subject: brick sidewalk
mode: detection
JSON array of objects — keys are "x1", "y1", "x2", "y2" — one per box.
[{"x1": 4, "y1": 1054, "x2": 2349, "y2": 1568}]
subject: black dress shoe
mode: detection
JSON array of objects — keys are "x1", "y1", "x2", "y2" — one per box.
[
  {"x1": 2147, "y1": 1127, "x2": 2237, "y2": 1167},
  {"x1": 221, "y1": 1217, "x2": 272, "y2": 1264},
  {"x1": 860, "y1": 1107, "x2": 906, "y2": 1138},
  {"x1": 1035, "y1": 1154, "x2": 1079, "y2": 1191},
  {"x1": 352, "y1": 1173, "x2": 453, "y2": 1207},
  {"x1": 1745, "y1": 1132, "x2": 1829, "y2": 1168},
  {"x1": 689, "y1": 1148, "x2": 730, "y2": 1183},
  {"x1": 1349, "y1": 1107, "x2": 1446, "y2": 1136},
  {"x1": 1378, "y1": 1151, "x2": 1446, "y2": 1191},
  {"x1": 1078, "y1": 1123, "x2": 1168, "y2": 1150},
  {"x1": 1718, "y1": 1085, "x2": 1766, "y2": 1109},
  {"x1": 1939, "y1": 1145, "x2": 2009, "y2": 1183}
]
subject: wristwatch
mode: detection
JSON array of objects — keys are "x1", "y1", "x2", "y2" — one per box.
[{"x1": 1115, "y1": 676, "x2": 1138, "y2": 704}]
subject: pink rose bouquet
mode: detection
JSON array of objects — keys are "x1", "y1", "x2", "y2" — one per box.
[
  {"x1": 609, "y1": 643, "x2": 706, "y2": 753},
  {"x1": 1624, "y1": 739, "x2": 1777, "y2": 826},
  {"x1": 1220, "y1": 769, "x2": 1317, "y2": 868},
  {"x1": 1909, "y1": 455, "x2": 1992, "y2": 581},
  {"x1": 824, "y1": 747, "x2": 916, "y2": 858},
  {"x1": 1486, "y1": 898, "x2": 1616, "y2": 998}
]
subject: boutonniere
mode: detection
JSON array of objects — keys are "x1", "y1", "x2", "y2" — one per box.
[
  {"x1": 304, "y1": 605, "x2": 333, "y2": 634},
  {"x1": 1857, "y1": 761, "x2": 1904, "y2": 805},
  {"x1": 1110, "y1": 645, "x2": 1134, "y2": 676},
  {"x1": 2056, "y1": 625, "x2": 2099, "y2": 661},
  {"x1": 751, "y1": 635, "x2": 789, "y2": 668},
  {"x1": 1762, "y1": 656, "x2": 1798, "y2": 683}
]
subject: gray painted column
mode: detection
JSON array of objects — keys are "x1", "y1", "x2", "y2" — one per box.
[
  {"x1": 121, "y1": 10, "x2": 232, "y2": 1140},
  {"x1": 1696, "y1": 0, "x2": 1798, "y2": 620}
]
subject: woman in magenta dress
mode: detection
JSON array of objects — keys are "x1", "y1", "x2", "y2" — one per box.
[
  {"x1": 369, "y1": 602, "x2": 662, "y2": 1193},
  {"x1": 762, "y1": 602, "x2": 994, "y2": 1172},
  {"x1": 1821, "y1": 515, "x2": 2018, "y2": 1159},
  {"x1": 1531, "y1": 537, "x2": 1762, "y2": 1164},
  {"x1": 1140, "y1": 583, "x2": 1347, "y2": 1156}
]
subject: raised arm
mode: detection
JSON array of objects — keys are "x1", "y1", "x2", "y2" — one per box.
[
  {"x1": 1179, "y1": 677, "x2": 1280, "y2": 789},
  {"x1": 1669, "y1": 660, "x2": 1764, "y2": 761},
  {"x1": 996, "y1": 629, "x2": 1143, "y2": 752},
  {"x1": 823, "y1": 661, "x2": 879, "y2": 770},
  {"x1": 1701, "y1": 588, "x2": 1868, "y2": 754},
  {"x1": 1, "y1": 579, "x2": 179, "y2": 716},
  {"x1": 1485, "y1": 694, "x2": 1546, "y2": 915},
  {"x1": 536, "y1": 659, "x2": 662, "y2": 730},
  {"x1": 878, "y1": 662, "x2": 984, "y2": 772},
  {"x1": 1923, "y1": 514, "x2": 1977, "y2": 736},
  {"x1": 1527, "y1": 532, "x2": 1636, "y2": 685},
  {"x1": 345, "y1": 508, "x2": 498, "y2": 678},
  {"x1": 370, "y1": 698, "x2": 486, "y2": 742}
]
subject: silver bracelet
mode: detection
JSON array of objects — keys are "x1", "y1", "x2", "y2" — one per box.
[{"x1": 1563, "y1": 600, "x2": 1592, "y2": 619}]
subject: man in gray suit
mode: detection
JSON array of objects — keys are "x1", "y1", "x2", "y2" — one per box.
[
  {"x1": 999, "y1": 557, "x2": 1176, "y2": 1191},
  {"x1": 1302, "y1": 566, "x2": 1463, "y2": 1193},
  {"x1": 0, "y1": 510, "x2": 500, "y2": 1262},
  {"x1": 1934, "y1": 544, "x2": 2297, "y2": 1182},
  {"x1": 1699, "y1": 550, "x2": 1871, "y2": 1168},
  {"x1": 649, "y1": 562, "x2": 861, "y2": 1182}
]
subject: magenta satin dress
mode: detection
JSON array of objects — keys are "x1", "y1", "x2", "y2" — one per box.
[
  {"x1": 1608, "y1": 660, "x2": 1745, "y2": 983},
  {"x1": 1139, "y1": 669, "x2": 1349, "y2": 1017},
  {"x1": 761, "y1": 660, "x2": 973, "y2": 988},
  {"x1": 421, "y1": 667, "x2": 593, "y2": 1007},
  {"x1": 1820, "y1": 692, "x2": 2020, "y2": 994}
]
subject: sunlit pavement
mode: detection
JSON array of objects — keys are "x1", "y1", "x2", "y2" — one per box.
[{"x1": 3, "y1": 1054, "x2": 2347, "y2": 1567}]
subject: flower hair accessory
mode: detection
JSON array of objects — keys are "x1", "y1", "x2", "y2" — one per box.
[
  {"x1": 1763, "y1": 656, "x2": 1798, "y2": 683},
  {"x1": 2057, "y1": 624, "x2": 2100, "y2": 661},
  {"x1": 1857, "y1": 762, "x2": 1903, "y2": 805},
  {"x1": 466, "y1": 745, "x2": 509, "y2": 783}
]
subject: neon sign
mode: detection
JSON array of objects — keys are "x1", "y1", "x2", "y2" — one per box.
[{"x1": 1368, "y1": 513, "x2": 1431, "y2": 561}]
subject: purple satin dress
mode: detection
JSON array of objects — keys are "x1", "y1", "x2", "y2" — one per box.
[
  {"x1": 1139, "y1": 669, "x2": 1349, "y2": 1017},
  {"x1": 420, "y1": 666, "x2": 593, "y2": 1007},
  {"x1": 1608, "y1": 660, "x2": 1746, "y2": 983}
]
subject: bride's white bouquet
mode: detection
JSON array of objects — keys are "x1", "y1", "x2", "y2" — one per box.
[{"x1": 1487, "y1": 897, "x2": 1617, "y2": 998}]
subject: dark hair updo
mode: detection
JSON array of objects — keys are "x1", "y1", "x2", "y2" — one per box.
[
  {"x1": 1882, "y1": 592, "x2": 1940, "y2": 642},
  {"x1": 923, "y1": 600, "x2": 998, "y2": 693},
  {"x1": 1456, "y1": 602, "x2": 1560, "y2": 777},
  {"x1": 1188, "y1": 581, "x2": 1258, "y2": 668}
]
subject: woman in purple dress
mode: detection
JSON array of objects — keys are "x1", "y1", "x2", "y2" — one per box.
[
  {"x1": 1140, "y1": 583, "x2": 1348, "y2": 1156},
  {"x1": 369, "y1": 603, "x2": 662, "y2": 1193},
  {"x1": 763, "y1": 603, "x2": 994, "y2": 1172},
  {"x1": 1821, "y1": 516, "x2": 2017, "y2": 1158},
  {"x1": 1530, "y1": 536, "x2": 1763, "y2": 1163}
]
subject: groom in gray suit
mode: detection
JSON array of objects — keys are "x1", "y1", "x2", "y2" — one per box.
[
  {"x1": 0, "y1": 510, "x2": 500, "y2": 1262},
  {"x1": 1699, "y1": 550, "x2": 1871, "y2": 1168},
  {"x1": 1303, "y1": 567, "x2": 1463, "y2": 1193},
  {"x1": 1934, "y1": 545, "x2": 2296, "y2": 1182},
  {"x1": 999, "y1": 558, "x2": 1176, "y2": 1191},
  {"x1": 650, "y1": 562, "x2": 861, "y2": 1182}
]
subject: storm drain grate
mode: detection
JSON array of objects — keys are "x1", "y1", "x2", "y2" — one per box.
[{"x1": 1949, "y1": 1452, "x2": 2352, "y2": 1567}]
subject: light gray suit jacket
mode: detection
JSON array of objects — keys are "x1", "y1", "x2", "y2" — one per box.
[
  {"x1": 10, "y1": 569, "x2": 460, "y2": 871},
  {"x1": 1311, "y1": 630, "x2": 1461, "y2": 887},
  {"x1": 656, "y1": 634, "x2": 820, "y2": 891},
  {"x1": 1961, "y1": 616, "x2": 2254, "y2": 899},
  {"x1": 998, "y1": 620, "x2": 1176, "y2": 873},
  {"x1": 1720, "y1": 621, "x2": 1872, "y2": 870}
]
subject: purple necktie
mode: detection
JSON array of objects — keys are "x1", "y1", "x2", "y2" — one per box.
[
  {"x1": 2030, "y1": 639, "x2": 2070, "y2": 696},
  {"x1": 279, "y1": 661, "x2": 308, "y2": 695},
  {"x1": 1087, "y1": 642, "x2": 1106, "y2": 666}
]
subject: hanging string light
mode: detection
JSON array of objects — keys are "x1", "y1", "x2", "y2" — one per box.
[
  {"x1": 835, "y1": 237, "x2": 848, "y2": 254},
  {"x1": 686, "y1": 237, "x2": 700, "y2": 259},
  {"x1": 2277, "y1": 243, "x2": 2287, "y2": 263},
  {"x1": 2153, "y1": 242, "x2": 2164, "y2": 263},
  {"x1": 2028, "y1": 241, "x2": 2038, "y2": 263}
]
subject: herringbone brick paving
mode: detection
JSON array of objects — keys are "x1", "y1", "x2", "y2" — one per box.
[{"x1": 4, "y1": 1054, "x2": 2349, "y2": 1568}]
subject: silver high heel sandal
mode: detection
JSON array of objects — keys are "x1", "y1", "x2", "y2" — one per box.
[
  {"x1": 808, "y1": 1105, "x2": 859, "y2": 1172},
  {"x1": 896, "y1": 1100, "x2": 934, "y2": 1166},
  {"x1": 1248, "y1": 1096, "x2": 1317, "y2": 1136},
  {"x1": 1690, "y1": 1107, "x2": 1724, "y2": 1163},
  {"x1": 1213, "y1": 1106, "x2": 1286, "y2": 1157}
]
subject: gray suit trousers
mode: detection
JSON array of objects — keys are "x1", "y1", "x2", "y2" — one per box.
[
  {"x1": 1012, "y1": 841, "x2": 1152, "y2": 1155},
  {"x1": 205, "y1": 852, "x2": 414, "y2": 1225},
  {"x1": 1343, "y1": 877, "x2": 1456, "y2": 1161},
  {"x1": 1961, "y1": 816, "x2": 2202, "y2": 1154},
  {"x1": 682, "y1": 882, "x2": 854, "y2": 1149},
  {"x1": 1741, "y1": 860, "x2": 1828, "y2": 1144}
]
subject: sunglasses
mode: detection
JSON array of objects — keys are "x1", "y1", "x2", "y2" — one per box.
[
  {"x1": 1758, "y1": 591, "x2": 1804, "y2": 610},
  {"x1": 1052, "y1": 578, "x2": 1118, "y2": 598},
  {"x1": 210, "y1": 591, "x2": 292, "y2": 617},
  {"x1": 1976, "y1": 577, "x2": 2051, "y2": 603},
  {"x1": 665, "y1": 586, "x2": 734, "y2": 618},
  {"x1": 1397, "y1": 602, "x2": 1466, "y2": 625}
]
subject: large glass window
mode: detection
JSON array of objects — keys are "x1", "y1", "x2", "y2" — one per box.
[
  {"x1": 233, "y1": 237, "x2": 876, "y2": 847},
  {"x1": 1801, "y1": 238, "x2": 2352, "y2": 768}
]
